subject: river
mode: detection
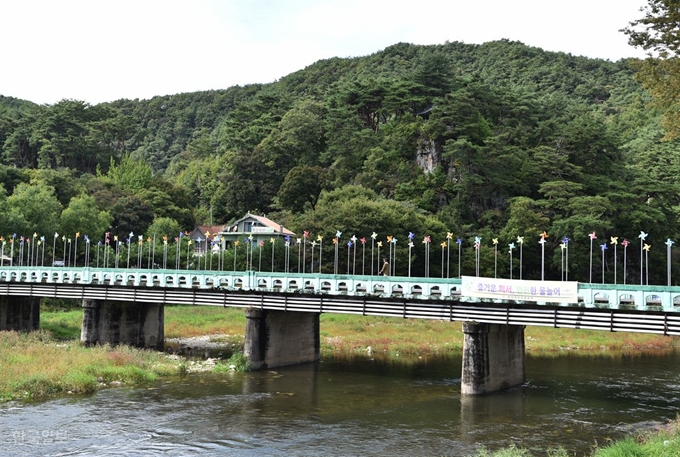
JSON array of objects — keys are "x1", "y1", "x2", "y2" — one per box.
[{"x1": 1, "y1": 350, "x2": 679, "y2": 456}]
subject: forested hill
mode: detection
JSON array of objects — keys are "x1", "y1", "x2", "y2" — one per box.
[{"x1": 0, "y1": 39, "x2": 677, "y2": 282}]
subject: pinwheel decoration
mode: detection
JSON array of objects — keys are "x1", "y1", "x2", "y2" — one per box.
[
  {"x1": 32, "y1": 233, "x2": 38, "y2": 267},
  {"x1": 347, "y1": 239, "x2": 353, "y2": 274},
  {"x1": 639, "y1": 231, "x2": 648, "y2": 285},
  {"x1": 258, "y1": 240, "x2": 265, "y2": 271},
  {"x1": 474, "y1": 236, "x2": 482, "y2": 277},
  {"x1": 351, "y1": 235, "x2": 358, "y2": 275},
  {"x1": 492, "y1": 238, "x2": 499, "y2": 278},
  {"x1": 423, "y1": 235, "x2": 431, "y2": 277},
  {"x1": 125, "y1": 232, "x2": 132, "y2": 269},
  {"x1": 310, "y1": 240, "x2": 317, "y2": 273},
  {"x1": 560, "y1": 240, "x2": 567, "y2": 281},
  {"x1": 446, "y1": 232, "x2": 453, "y2": 278},
  {"x1": 161, "y1": 235, "x2": 168, "y2": 270},
  {"x1": 297, "y1": 238, "x2": 304, "y2": 273},
  {"x1": 284, "y1": 235, "x2": 291, "y2": 273},
  {"x1": 386, "y1": 235, "x2": 394, "y2": 276},
  {"x1": 589, "y1": 232, "x2": 597, "y2": 283},
  {"x1": 390, "y1": 237, "x2": 397, "y2": 276},
  {"x1": 600, "y1": 243, "x2": 608, "y2": 284},
  {"x1": 268, "y1": 237, "x2": 275, "y2": 272},
  {"x1": 242, "y1": 236, "x2": 250, "y2": 271},
  {"x1": 408, "y1": 238, "x2": 414, "y2": 277},
  {"x1": 516, "y1": 236, "x2": 524, "y2": 280},
  {"x1": 539, "y1": 231, "x2": 548, "y2": 281},
  {"x1": 360, "y1": 237, "x2": 366, "y2": 275},
  {"x1": 607, "y1": 237, "x2": 617, "y2": 284},
  {"x1": 456, "y1": 238, "x2": 463, "y2": 278},
  {"x1": 371, "y1": 232, "x2": 378, "y2": 275},
  {"x1": 40, "y1": 235, "x2": 46, "y2": 267},
  {"x1": 144, "y1": 236, "x2": 150, "y2": 269},
  {"x1": 53, "y1": 232, "x2": 58, "y2": 267},
  {"x1": 18, "y1": 236, "x2": 24, "y2": 267},
  {"x1": 303, "y1": 231, "x2": 309, "y2": 274},
  {"x1": 62, "y1": 235, "x2": 67, "y2": 268},
  {"x1": 643, "y1": 243, "x2": 651, "y2": 285},
  {"x1": 317, "y1": 235, "x2": 323, "y2": 274},
  {"x1": 440, "y1": 241, "x2": 447, "y2": 278},
  {"x1": 666, "y1": 238, "x2": 675, "y2": 286},
  {"x1": 247, "y1": 234, "x2": 254, "y2": 270},
  {"x1": 621, "y1": 239, "x2": 630, "y2": 284},
  {"x1": 509, "y1": 242, "x2": 515, "y2": 279},
  {"x1": 334, "y1": 231, "x2": 342, "y2": 275},
  {"x1": 561, "y1": 236, "x2": 570, "y2": 281}
]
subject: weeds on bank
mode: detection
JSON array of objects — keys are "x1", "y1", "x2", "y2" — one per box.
[
  {"x1": 524, "y1": 326, "x2": 673, "y2": 353},
  {"x1": 467, "y1": 417, "x2": 680, "y2": 457},
  {"x1": 213, "y1": 352, "x2": 250, "y2": 373},
  {"x1": 470, "y1": 445, "x2": 570, "y2": 456},
  {"x1": 0, "y1": 330, "x2": 182, "y2": 402},
  {"x1": 591, "y1": 416, "x2": 680, "y2": 456}
]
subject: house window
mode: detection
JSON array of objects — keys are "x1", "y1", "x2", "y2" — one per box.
[{"x1": 244, "y1": 222, "x2": 252, "y2": 232}]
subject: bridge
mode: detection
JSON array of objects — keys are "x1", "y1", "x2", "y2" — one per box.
[{"x1": 1, "y1": 265, "x2": 679, "y2": 395}]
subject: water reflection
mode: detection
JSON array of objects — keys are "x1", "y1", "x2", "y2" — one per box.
[{"x1": 1, "y1": 350, "x2": 679, "y2": 456}]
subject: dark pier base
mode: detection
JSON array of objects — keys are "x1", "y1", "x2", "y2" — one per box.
[
  {"x1": 81, "y1": 299, "x2": 164, "y2": 350},
  {"x1": 0, "y1": 296, "x2": 40, "y2": 331},
  {"x1": 244, "y1": 308, "x2": 320, "y2": 370},
  {"x1": 461, "y1": 322, "x2": 526, "y2": 395}
]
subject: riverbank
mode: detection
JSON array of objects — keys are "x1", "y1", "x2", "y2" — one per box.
[
  {"x1": 4, "y1": 305, "x2": 680, "y2": 456},
  {"x1": 4, "y1": 304, "x2": 673, "y2": 402},
  {"x1": 469, "y1": 416, "x2": 680, "y2": 456}
]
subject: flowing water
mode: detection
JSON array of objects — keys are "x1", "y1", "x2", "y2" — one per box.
[{"x1": 2, "y1": 350, "x2": 680, "y2": 456}]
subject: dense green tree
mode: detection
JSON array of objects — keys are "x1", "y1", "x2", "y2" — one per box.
[
  {"x1": 276, "y1": 165, "x2": 327, "y2": 212},
  {"x1": 622, "y1": 0, "x2": 680, "y2": 138},
  {"x1": 102, "y1": 153, "x2": 153, "y2": 191},
  {"x1": 59, "y1": 195, "x2": 113, "y2": 242},
  {"x1": 108, "y1": 195, "x2": 155, "y2": 241},
  {"x1": 295, "y1": 185, "x2": 447, "y2": 276},
  {"x1": 3, "y1": 182, "x2": 62, "y2": 236}
]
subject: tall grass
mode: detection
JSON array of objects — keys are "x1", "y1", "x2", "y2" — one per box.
[{"x1": 0, "y1": 330, "x2": 181, "y2": 402}]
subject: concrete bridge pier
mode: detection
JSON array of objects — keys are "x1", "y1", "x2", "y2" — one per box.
[
  {"x1": 81, "y1": 299, "x2": 164, "y2": 350},
  {"x1": 461, "y1": 322, "x2": 525, "y2": 395},
  {"x1": 0, "y1": 296, "x2": 40, "y2": 331},
  {"x1": 244, "y1": 308, "x2": 320, "y2": 370}
]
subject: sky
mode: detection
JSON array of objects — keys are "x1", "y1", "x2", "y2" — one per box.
[{"x1": 0, "y1": 0, "x2": 650, "y2": 105}]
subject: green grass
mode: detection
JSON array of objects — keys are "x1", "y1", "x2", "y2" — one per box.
[
  {"x1": 41, "y1": 309, "x2": 82, "y2": 339},
  {"x1": 163, "y1": 305, "x2": 245, "y2": 338},
  {"x1": 591, "y1": 417, "x2": 680, "y2": 456},
  {"x1": 466, "y1": 417, "x2": 680, "y2": 457},
  {"x1": 0, "y1": 330, "x2": 183, "y2": 402},
  {"x1": 213, "y1": 352, "x2": 250, "y2": 373}
]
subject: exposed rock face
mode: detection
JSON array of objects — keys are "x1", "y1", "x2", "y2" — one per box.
[{"x1": 416, "y1": 139, "x2": 440, "y2": 174}]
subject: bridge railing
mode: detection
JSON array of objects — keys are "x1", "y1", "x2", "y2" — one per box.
[{"x1": 1, "y1": 266, "x2": 680, "y2": 313}]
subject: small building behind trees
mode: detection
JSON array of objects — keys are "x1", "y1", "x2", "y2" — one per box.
[{"x1": 220, "y1": 213, "x2": 295, "y2": 247}]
